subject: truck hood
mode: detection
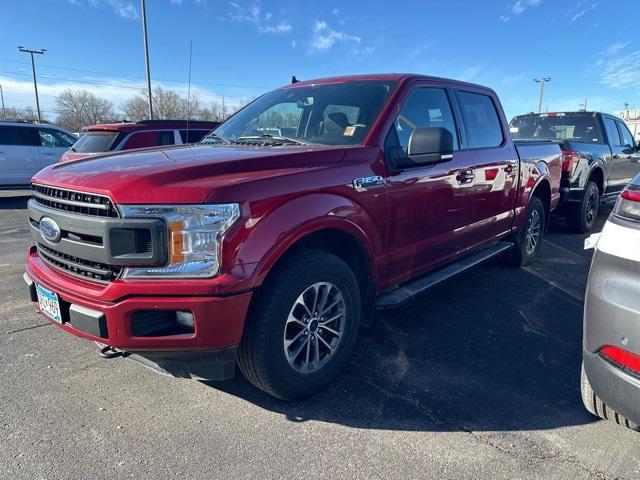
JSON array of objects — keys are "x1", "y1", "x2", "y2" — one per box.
[{"x1": 33, "y1": 144, "x2": 350, "y2": 204}]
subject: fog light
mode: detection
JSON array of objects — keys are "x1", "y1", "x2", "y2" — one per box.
[
  {"x1": 176, "y1": 311, "x2": 194, "y2": 330},
  {"x1": 131, "y1": 310, "x2": 195, "y2": 337}
]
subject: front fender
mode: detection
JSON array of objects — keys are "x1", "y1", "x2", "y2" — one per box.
[{"x1": 234, "y1": 193, "x2": 382, "y2": 288}]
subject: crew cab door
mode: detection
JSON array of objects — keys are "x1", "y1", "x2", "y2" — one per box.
[
  {"x1": 613, "y1": 119, "x2": 640, "y2": 187},
  {"x1": 383, "y1": 85, "x2": 475, "y2": 284},
  {"x1": 453, "y1": 89, "x2": 519, "y2": 243},
  {"x1": 0, "y1": 125, "x2": 41, "y2": 186},
  {"x1": 36, "y1": 127, "x2": 76, "y2": 168}
]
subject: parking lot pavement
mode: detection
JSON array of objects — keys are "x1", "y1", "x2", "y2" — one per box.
[{"x1": 2, "y1": 198, "x2": 640, "y2": 480}]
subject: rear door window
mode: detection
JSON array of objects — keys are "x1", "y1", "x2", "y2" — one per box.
[
  {"x1": 604, "y1": 118, "x2": 622, "y2": 146},
  {"x1": 122, "y1": 131, "x2": 158, "y2": 150},
  {"x1": 0, "y1": 126, "x2": 40, "y2": 146},
  {"x1": 510, "y1": 113, "x2": 603, "y2": 143},
  {"x1": 456, "y1": 91, "x2": 503, "y2": 148},
  {"x1": 158, "y1": 130, "x2": 175, "y2": 146},
  {"x1": 72, "y1": 132, "x2": 120, "y2": 153}
]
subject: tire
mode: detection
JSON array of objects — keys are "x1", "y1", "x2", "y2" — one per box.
[
  {"x1": 567, "y1": 181, "x2": 600, "y2": 234},
  {"x1": 237, "y1": 249, "x2": 361, "y2": 400},
  {"x1": 581, "y1": 364, "x2": 640, "y2": 431},
  {"x1": 509, "y1": 196, "x2": 546, "y2": 267}
]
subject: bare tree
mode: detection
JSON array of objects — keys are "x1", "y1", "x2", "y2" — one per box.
[
  {"x1": 55, "y1": 89, "x2": 115, "y2": 132},
  {"x1": 122, "y1": 86, "x2": 202, "y2": 122},
  {"x1": 2, "y1": 106, "x2": 48, "y2": 122}
]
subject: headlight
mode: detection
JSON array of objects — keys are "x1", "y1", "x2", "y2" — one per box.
[{"x1": 120, "y1": 204, "x2": 240, "y2": 278}]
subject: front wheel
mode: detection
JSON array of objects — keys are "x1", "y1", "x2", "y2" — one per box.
[
  {"x1": 509, "y1": 196, "x2": 546, "y2": 267},
  {"x1": 237, "y1": 250, "x2": 361, "y2": 400}
]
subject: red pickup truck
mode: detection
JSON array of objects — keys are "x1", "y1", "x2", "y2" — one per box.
[{"x1": 24, "y1": 74, "x2": 561, "y2": 399}]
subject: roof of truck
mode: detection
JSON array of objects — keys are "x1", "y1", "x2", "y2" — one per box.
[
  {"x1": 282, "y1": 73, "x2": 493, "y2": 92},
  {"x1": 82, "y1": 119, "x2": 219, "y2": 133}
]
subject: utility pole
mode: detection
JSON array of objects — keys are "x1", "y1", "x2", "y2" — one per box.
[
  {"x1": 0, "y1": 84, "x2": 5, "y2": 120},
  {"x1": 141, "y1": 0, "x2": 153, "y2": 119},
  {"x1": 17, "y1": 46, "x2": 46, "y2": 123},
  {"x1": 534, "y1": 77, "x2": 551, "y2": 114},
  {"x1": 579, "y1": 98, "x2": 588, "y2": 112}
]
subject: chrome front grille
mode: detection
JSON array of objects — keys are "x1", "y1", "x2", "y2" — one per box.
[
  {"x1": 32, "y1": 184, "x2": 119, "y2": 218},
  {"x1": 36, "y1": 242, "x2": 122, "y2": 283}
]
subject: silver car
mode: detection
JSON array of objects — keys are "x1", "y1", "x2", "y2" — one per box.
[
  {"x1": 0, "y1": 120, "x2": 76, "y2": 187},
  {"x1": 582, "y1": 174, "x2": 640, "y2": 430}
]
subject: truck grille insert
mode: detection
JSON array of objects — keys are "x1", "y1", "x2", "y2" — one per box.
[
  {"x1": 32, "y1": 184, "x2": 119, "y2": 218},
  {"x1": 37, "y1": 242, "x2": 122, "y2": 283}
]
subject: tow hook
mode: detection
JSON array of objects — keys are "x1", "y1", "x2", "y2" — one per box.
[{"x1": 98, "y1": 345, "x2": 126, "y2": 359}]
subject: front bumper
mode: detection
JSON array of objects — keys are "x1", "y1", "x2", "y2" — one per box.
[
  {"x1": 25, "y1": 247, "x2": 253, "y2": 380},
  {"x1": 583, "y1": 229, "x2": 640, "y2": 424}
]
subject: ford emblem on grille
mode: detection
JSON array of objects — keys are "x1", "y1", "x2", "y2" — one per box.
[{"x1": 40, "y1": 217, "x2": 61, "y2": 243}]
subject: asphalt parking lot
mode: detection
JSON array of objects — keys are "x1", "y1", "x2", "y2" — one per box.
[{"x1": 1, "y1": 196, "x2": 639, "y2": 480}]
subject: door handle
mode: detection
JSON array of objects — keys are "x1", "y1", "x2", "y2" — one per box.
[{"x1": 456, "y1": 169, "x2": 475, "y2": 184}]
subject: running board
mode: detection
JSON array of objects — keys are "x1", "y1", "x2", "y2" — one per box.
[{"x1": 375, "y1": 243, "x2": 513, "y2": 310}]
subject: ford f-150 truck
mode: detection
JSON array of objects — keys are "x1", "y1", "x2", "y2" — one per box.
[
  {"x1": 510, "y1": 112, "x2": 640, "y2": 233},
  {"x1": 24, "y1": 74, "x2": 561, "y2": 400}
]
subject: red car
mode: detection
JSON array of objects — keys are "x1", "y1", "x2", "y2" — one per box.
[
  {"x1": 60, "y1": 120, "x2": 219, "y2": 162},
  {"x1": 25, "y1": 74, "x2": 561, "y2": 399}
]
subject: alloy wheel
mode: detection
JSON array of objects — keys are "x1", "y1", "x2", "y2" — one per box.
[{"x1": 283, "y1": 282, "x2": 346, "y2": 373}]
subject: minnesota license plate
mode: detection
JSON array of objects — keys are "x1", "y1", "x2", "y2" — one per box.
[{"x1": 35, "y1": 283, "x2": 62, "y2": 324}]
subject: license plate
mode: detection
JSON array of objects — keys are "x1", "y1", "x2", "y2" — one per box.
[{"x1": 35, "y1": 283, "x2": 62, "y2": 324}]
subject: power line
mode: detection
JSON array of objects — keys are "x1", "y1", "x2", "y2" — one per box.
[
  {"x1": 0, "y1": 56, "x2": 277, "y2": 91},
  {"x1": 0, "y1": 67, "x2": 253, "y2": 100}
]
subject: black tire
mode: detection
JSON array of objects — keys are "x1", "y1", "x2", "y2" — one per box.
[
  {"x1": 508, "y1": 196, "x2": 546, "y2": 267},
  {"x1": 237, "y1": 249, "x2": 361, "y2": 400},
  {"x1": 567, "y1": 181, "x2": 600, "y2": 234},
  {"x1": 581, "y1": 364, "x2": 640, "y2": 431}
]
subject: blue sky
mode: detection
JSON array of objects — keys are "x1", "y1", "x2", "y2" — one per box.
[{"x1": 1, "y1": 0, "x2": 639, "y2": 120}]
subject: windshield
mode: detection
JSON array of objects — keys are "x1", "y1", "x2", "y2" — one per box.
[
  {"x1": 210, "y1": 81, "x2": 397, "y2": 146},
  {"x1": 71, "y1": 131, "x2": 119, "y2": 153},
  {"x1": 510, "y1": 113, "x2": 603, "y2": 144}
]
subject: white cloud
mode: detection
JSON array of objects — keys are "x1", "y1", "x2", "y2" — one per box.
[
  {"x1": 509, "y1": 0, "x2": 542, "y2": 15},
  {"x1": 570, "y1": 9, "x2": 586, "y2": 22},
  {"x1": 309, "y1": 20, "x2": 371, "y2": 55},
  {"x1": 602, "y1": 41, "x2": 630, "y2": 56},
  {"x1": 170, "y1": 0, "x2": 183, "y2": 4},
  {"x1": 500, "y1": 15, "x2": 511, "y2": 22},
  {"x1": 599, "y1": 50, "x2": 640, "y2": 89},
  {"x1": 109, "y1": 0, "x2": 138, "y2": 20},
  {"x1": 229, "y1": 3, "x2": 292, "y2": 35}
]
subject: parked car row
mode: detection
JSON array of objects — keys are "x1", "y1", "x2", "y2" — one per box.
[
  {"x1": 14, "y1": 73, "x2": 640, "y2": 431},
  {"x1": 0, "y1": 119, "x2": 218, "y2": 187}
]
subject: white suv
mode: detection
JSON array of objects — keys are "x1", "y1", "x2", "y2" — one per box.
[{"x1": 0, "y1": 121, "x2": 76, "y2": 187}]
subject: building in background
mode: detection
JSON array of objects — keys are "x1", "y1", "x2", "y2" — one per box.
[{"x1": 618, "y1": 107, "x2": 640, "y2": 142}]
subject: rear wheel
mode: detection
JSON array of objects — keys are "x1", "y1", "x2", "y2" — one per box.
[
  {"x1": 237, "y1": 250, "x2": 361, "y2": 400},
  {"x1": 567, "y1": 181, "x2": 600, "y2": 234},
  {"x1": 509, "y1": 196, "x2": 545, "y2": 267},
  {"x1": 581, "y1": 364, "x2": 640, "y2": 431}
]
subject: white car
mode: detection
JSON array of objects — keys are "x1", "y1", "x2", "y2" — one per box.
[
  {"x1": 0, "y1": 120, "x2": 76, "y2": 187},
  {"x1": 582, "y1": 176, "x2": 640, "y2": 430}
]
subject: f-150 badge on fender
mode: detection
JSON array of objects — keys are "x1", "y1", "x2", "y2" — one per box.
[{"x1": 352, "y1": 176, "x2": 384, "y2": 191}]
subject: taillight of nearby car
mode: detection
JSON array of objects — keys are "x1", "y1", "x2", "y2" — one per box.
[{"x1": 613, "y1": 186, "x2": 640, "y2": 221}]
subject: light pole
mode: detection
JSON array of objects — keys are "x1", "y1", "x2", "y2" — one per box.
[
  {"x1": 18, "y1": 46, "x2": 46, "y2": 123},
  {"x1": 0, "y1": 84, "x2": 5, "y2": 120},
  {"x1": 141, "y1": 0, "x2": 153, "y2": 119},
  {"x1": 534, "y1": 77, "x2": 551, "y2": 114}
]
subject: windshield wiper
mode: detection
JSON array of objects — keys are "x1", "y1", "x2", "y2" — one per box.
[
  {"x1": 236, "y1": 134, "x2": 309, "y2": 146},
  {"x1": 200, "y1": 133, "x2": 230, "y2": 145}
]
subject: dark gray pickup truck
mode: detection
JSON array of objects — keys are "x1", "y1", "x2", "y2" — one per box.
[{"x1": 510, "y1": 111, "x2": 640, "y2": 233}]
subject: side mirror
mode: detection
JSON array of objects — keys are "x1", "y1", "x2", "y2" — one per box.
[{"x1": 405, "y1": 127, "x2": 454, "y2": 166}]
